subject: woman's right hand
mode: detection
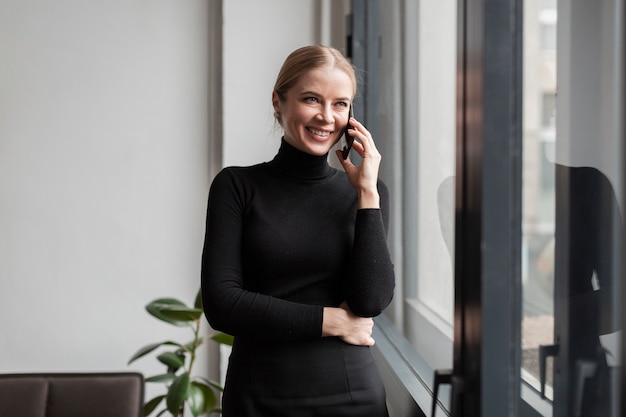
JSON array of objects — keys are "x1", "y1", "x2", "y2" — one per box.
[
  {"x1": 335, "y1": 117, "x2": 381, "y2": 209},
  {"x1": 322, "y1": 303, "x2": 375, "y2": 346}
]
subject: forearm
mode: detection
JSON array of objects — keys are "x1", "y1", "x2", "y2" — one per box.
[
  {"x1": 345, "y1": 181, "x2": 396, "y2": 316},
  {"x1": 202, "y1": 277, "x2": 324, "y2": 342}
]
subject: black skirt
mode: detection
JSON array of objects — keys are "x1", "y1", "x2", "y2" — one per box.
[{"x1": 221, "y1": 337, "x2": 389, "y2": 417}]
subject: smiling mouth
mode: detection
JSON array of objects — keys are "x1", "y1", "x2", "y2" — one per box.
[{"x1": 307, "y1": 127, "x2": 332, "y2": 138}]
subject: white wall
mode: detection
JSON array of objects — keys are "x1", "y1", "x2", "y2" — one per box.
[
  {"x1": 0, "y1": 0, "x2": 210, "y2": 383},
  {"x1": 0, "y1": 0, "x2": 351, "y2": 398},
  {"x1": 0, "y1": 0, "x2": 347, "y2": 398}
]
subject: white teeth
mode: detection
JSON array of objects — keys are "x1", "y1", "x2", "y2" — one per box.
[{"x1": 309, "y1": 128, "x2": 330, "y2": 137}]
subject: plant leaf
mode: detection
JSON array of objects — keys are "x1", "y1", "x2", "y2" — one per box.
[
  {"x1": 143, "y1": 395, "x2": 165, "y2": 417},
  {"x1": 166, "y1": 372, "x2": 190, "y2": 415},
  {"x1": 194, "y1": 289, "x2": 203, "y2": 310},
  {"x1": 146, "y1": 298, "x2": 189, "y2": 326},
  {"x1": 128, "y1": 341, "x2": 184, "y2": 365},
  {"x1": 193, "y1": 376, "x2": 224, "y2": 392},
  {"x1": 211, "y1": 332, "x2": 234, "y2": 346},
  {"x1": 157, "y1": 351, "x2": 185, "y2": 370},
  {"x1": 157, "y1": 305, "x2": 203, "y2": 322},
  {"x1": 187, "y1": 381, "x2": 217, "y2": 416},
  {"x1": 145, "y1": 373, "x2": 177, "y2": 383}
]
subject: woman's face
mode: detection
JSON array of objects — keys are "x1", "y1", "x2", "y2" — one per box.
[{"x1": 273, "y1": 66, "x2": 353, "y2": 156}]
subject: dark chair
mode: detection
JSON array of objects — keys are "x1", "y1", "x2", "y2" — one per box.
[{"x1": 0, "y1": 372, "x2": 144, "y2": 417}]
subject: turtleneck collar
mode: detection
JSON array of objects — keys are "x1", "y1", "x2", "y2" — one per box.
[{"x1": 269, "y1": 138, "x2": 335, "y2": 180}]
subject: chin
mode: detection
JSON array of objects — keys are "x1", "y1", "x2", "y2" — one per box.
[
  {"x1": 306, "y1": 142, "x2": 334, "y2": 156},
  {"x1": 287, "y1": 133, "x2": 335, "y2": 156}
]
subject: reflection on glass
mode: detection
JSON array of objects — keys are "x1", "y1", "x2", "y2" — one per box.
[
  {"x1": 522, "y1": 0, "x2": 557, "y2": 400},
  {"x1": 550, "y1": 0, "x2": 624, "y2": 413},
  {"x1": 523, "y1": 1, "x2": 624, "y2": 415}
]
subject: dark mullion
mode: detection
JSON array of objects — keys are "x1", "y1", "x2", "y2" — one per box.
[
  {"x1": 454, "y1": 0, "x2": 522, "y2": 416},
  {"x1": 480, "y1": 0, "x2": 522, "y2": 416},
  {"x1": 458, "y1": 0, "x2": 484, "y2": 413},
  {"x1": 453, "y1": 0, "x2": 482, "y2": 414}
]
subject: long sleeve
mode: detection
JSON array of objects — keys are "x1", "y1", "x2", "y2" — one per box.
[
  {"x1": 201, "y1": 169, "x2": 323, "y2": 342},
  {"x1": 345, "y1": 182, "x2": 395, "y2": 317}
]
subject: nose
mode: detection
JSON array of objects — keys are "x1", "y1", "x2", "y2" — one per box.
[{"x1": 318, "y1": 104, "x2": 333, "y2": 124}]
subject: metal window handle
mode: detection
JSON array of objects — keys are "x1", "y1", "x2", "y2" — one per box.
[
  {"x1": 538, "y1": 344, "x2": 559, "y2": 398},
  {"x1": 431, "y1": 369, "x2": 465, "y2": 417},
  {"x1": 431, "y1": 369, "x2": 453, "y2": 417}
]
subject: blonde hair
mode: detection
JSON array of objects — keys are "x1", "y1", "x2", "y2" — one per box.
[{"x1": 273, "y1": 45, "x2": 357, "y2": 125}]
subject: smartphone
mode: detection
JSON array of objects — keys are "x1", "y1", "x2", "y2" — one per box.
[{"x1": 341, "y1": 105, "x2": 355, "y2": 160}]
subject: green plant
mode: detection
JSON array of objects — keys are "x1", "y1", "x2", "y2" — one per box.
[{"x1": 128, "y1": 289, "x2": 233, "y2": 417}]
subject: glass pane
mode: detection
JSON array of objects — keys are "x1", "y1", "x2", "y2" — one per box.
[
  {"x1": 415, "y1": 0, "x2": 457, "y2": 324},
  {"x1": 551, "y1": 0, "x2": 623, "y2": 414},
  {"x1": 405, "y1": 0, "x2": 457, "y2": 370},
  {"x1": 523, "y1": 0, "x2": 624, "y2": 416},
  {"x1": 522, "y1": 0, "x2": 557, "y2": 401}
]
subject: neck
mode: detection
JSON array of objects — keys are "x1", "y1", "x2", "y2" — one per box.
[{"x1": 270, "y1": 139, "x2": 334, "y2": 180}]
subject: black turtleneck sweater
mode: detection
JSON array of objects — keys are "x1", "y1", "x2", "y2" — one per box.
[{"x1": 201, "y1": 140, "x2": 394, "y2": 343}]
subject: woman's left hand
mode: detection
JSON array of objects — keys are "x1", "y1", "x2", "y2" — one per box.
[{"x1": 336, "y1": 117, "x2": 381, "y2": 209}]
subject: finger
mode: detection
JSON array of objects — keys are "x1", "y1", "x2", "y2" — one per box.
[
  {"x1": 350, "y1": 139, "x2": 365, "y2": 157},
  {"x1": 350, "y1": 134, "x2": 379, "y2": 164},
  {"x1": 360, "y1": 335, "x2": 375, "y2": 346},
  {"x1": 349, "y1": 117, "x2": 365, "y2": 131},
  {"x1": 342, "y1": 335, "x2": 375, "y2": 347},
  {"x1": 349, "y1": 118, "x2": 375, "y2": 148}
]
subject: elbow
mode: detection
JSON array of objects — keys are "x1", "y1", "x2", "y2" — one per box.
[
  {"x1": 201, "y1": 283, "x2": 234, "y2": 334},
  {"x1": 203, "y1": 300, "x2": 236, "y2": 334},
  {"x1": 348, "y1": 292, "x2": 394, "y2": 318},
  {"x1": 205, "y1": 313, "x2": 227, "y2": 333},
  {"x1": 347, "y1": 268, "x2": 396, "y2": 318},
  {"x1": 202, "y1": 298, "x2": 224, "y2": 331}
]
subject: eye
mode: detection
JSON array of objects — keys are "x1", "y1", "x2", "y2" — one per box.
[
  {"x1": 303, "y1": 97, "x2": 319, "y2": 103},
  {"x1": 336, "y1": 101, "x2": 349, "y2": 108}
]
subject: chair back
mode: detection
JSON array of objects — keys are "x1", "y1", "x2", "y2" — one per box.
[{"x1": 0, "y1": 372, "x2": 144, "y2": 417}]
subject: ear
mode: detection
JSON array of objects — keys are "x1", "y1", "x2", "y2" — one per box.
[{"x1": 271, "y1": 91, "x2": 280, "y2": 113}]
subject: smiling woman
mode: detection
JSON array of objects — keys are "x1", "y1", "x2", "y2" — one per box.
[
  {"x1": 271, "y1": 65, "x2": 352, "y2": 156},
  {"x1": 201, "y1": 45, "x2": 395, "y2": 416},
  {"x1": 272, "y1": 47, "x2": 356, "y2": 157}
]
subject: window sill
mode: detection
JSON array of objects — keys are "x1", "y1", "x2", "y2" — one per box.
[
  {"x1": 373, "y1": 314, "x2": 450, "y2": 417},
  {"x1": 374, "y1": 314, "x2": 553, "y2": 417}
]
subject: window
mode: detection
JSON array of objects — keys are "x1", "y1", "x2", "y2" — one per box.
[{"x1": 354, "y1": 1, "x2": 624, "y2": 416}]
